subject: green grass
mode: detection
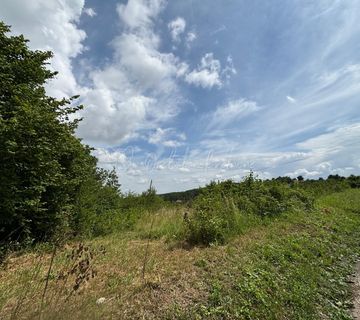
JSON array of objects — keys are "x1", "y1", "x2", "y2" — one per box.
[
  {"x1": 181, "y1": 189, "x2": 360, "y2": 319},
  {"x1": 132, "y1": 207, "x2": 186, "y2": 241},
  {"x1": 0, "y1": 189, "x2": 359, "y2": 319}
]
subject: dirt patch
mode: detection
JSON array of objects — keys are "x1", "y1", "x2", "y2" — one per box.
[{"x1": 352, "y1": 261, "x2": 360, "y2": 320}]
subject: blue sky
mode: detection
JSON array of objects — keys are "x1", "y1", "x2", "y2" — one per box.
[{"x1": 1, "y1": 0, "x2": 360, "y2": 193}]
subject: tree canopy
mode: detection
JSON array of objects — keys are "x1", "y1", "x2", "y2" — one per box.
[{"x1": 0, "y1": 22, "x2": 119, "y2": 244}]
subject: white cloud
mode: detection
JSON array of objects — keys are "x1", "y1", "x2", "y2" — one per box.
[
  {"x1": 286, "y1": 95, "x2": 296, "y2": 103},
  {"x1": 296, "y1": 123, "x2": 360, "y2": 167},
  {"x1": 251, "y1": 61, "x2": 360, "y2": 151},
  {"x1": 185, "y1": 53, "x2": 236, "y2": 89},
  {"x1": 0, "y1": 0, "x2": 86, "y2": 99},
  {"x1": 77, "y1": 0, "x2": 187, "y2": 146},
  {"x1": 94, "y1": 120, "x2": 360, "y2": 192},
  {"x1": 78, "y1": 91, "x2": 152, "y2": 145},
  {"x1": 117, "y1": 0, "x2": 165, "y2": 30},
  {"x1": 176, "y1": 62, "x2": 189, "y2": 77},
  {"x1": 148, "y1": 128, "x2": 168, "y2": 145},
  {"x1": 186, "y1": 32, "x2": 197, "y2": 44},
  {"x1": 285, "y1": 168, "x2": 320, "y2": 178},
  {"x1": 298, "y1": 123, "x2": 360, "y2": 150},
  {"x1": 185, "y1": 53, "x2": 222, "y2": 88},
  {"x1": 113, "y1": 33, "x2": 178, "y2": 91},
  {"x1": 93, "y1": 148, "x2": 127, "y2": 164},
  {"x1": 148, "y1": 128, "x2": 186, "y2": 147},
  {"x1": 0, "y1": 0, "x2": 188, "y2": 147},
  {"x1": 79, "y1": 3, "x2": 229, "y2": 148},
  {"x1": 168, "y1": 17, "x2": 186, "y2": 42},
  {"x1": 1, "y1": 0, "x2": 236, "y2": 149},
  {"x1": 162, "y1": 140, "x2": 183, "y2": 148},
  {"x1": 208, "y1": 99, "x2": 261, "y2": 129},
  {"x1": 83, "y1": 7, "x2": 96, "y2": 17},
  {"x1": 88, "y1": 1, "x2": 360, "y2": 193},
  {"x1": 222, "y1": 162, "x2": 234, "y2": 169},
  {"x1": 138, "y1": 178, "x2": 149, "y2": 184}
]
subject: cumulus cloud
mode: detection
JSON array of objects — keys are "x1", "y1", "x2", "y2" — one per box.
[
  {"x1": 93, "y1": 148, "x2": 127, "y2": 164},
  {"x1": 117, "y1": 0, "x2": 165, "y2": 30},
  {"x1": 1, "y1": 0, "x2": 186, "y2": 147},
  {"x1": 78, "y1": 1, "x2": 236, "y2": 147},
  {"x1": 77, "y1": 0, "x2": 186, "y2": 146},
  {"x1": 0, "y1": 0, "x2": 86, "y2": 99},
  {"x1": 77, "y1": 91, "x2": 152, "y2": 145},
  {"x1": 112, "y1": 33, "x2": 178, "y2": 91},
  {"x1": 185, "y1": 53, "x2": 236, "y2": 88},
  {"x1": 1, "y1": 0, "x2": 236, "y2": 149},
  {"x1": 94, "y1": 1, "x2": 360, "y2": 193},
  {"x1": 185, "y1": 53, "x2": 222, "y2": 88},
  {"x1": 79, "y1": 3, "x2": 234, "y2": 146},
  {"x1": 168, "y1": 17, "x2": 186, "y2": 42}
]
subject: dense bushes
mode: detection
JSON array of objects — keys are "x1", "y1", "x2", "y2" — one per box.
[
  {"x1": 185, "y1": 174, "x2": 315, "y2": 245},
  {"x1": 185, "y1": 173, "x2": 360, "y2": 246}
]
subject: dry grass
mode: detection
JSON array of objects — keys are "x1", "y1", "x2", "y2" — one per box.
[{"x1": 0, "y1": 216, "x2": 269, "y2": 319}]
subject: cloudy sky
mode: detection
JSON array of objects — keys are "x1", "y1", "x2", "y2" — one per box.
[{"x1": 1, "y1": 0, "x2": 360, "y2": 193}]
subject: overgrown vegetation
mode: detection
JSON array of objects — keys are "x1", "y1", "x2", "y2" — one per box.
[
  {"x1": 1, "y1": 189, "x2": 359, "y2": 319},
  {"x1": 183, "y1": 172, "x2": 358, "y2": 245}
]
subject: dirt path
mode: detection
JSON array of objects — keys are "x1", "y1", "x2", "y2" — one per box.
[{"x1": 352, "y1": 261, "x2": 360, "y2": 319}]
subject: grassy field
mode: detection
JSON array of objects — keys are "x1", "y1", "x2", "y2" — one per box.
[{"x1": 0, "y1": 189, "x2": 360, "y2": 319}]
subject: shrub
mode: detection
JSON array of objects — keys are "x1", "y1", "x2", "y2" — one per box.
[
  {"x1": 185, "y1": 175, "x2": 315, "y2": 246},
  {"x1": 186, "y1": 192, "x2": 239, "y2": 245}
]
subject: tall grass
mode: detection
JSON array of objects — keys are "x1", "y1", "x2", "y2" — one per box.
[{"x1": 133, "y1": 207, "x2": 186, "y2": 241}]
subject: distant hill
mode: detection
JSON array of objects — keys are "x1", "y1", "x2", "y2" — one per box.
[{"x1": 160, "y1": 188, "x2": 201, "y2": 202}]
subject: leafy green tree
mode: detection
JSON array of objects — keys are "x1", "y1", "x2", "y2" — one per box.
[{"x1": 0, "y1": 22, "x2": 111, "y2": 243}]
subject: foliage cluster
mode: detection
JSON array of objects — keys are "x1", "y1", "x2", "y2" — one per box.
[
  {"x1": 185, "y1": 173, "x2": 347, "y2": 245},
  {"x1": 0, "y1": 23, "x2": 122, "y2": 250}
]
